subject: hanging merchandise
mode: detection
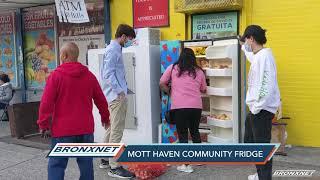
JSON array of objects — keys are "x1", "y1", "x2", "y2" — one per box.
[
  {"x1": 0, "y1": 11, "x2": 19, "y2": 88},
  {"x1": 55, "y1": 0, "x2": 90, "y2": 23},
  {"x1": 23, "y1": 6, "x2": 57, "y2": 89}
]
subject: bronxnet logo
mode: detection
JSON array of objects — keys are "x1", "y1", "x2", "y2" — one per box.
[
  {"x1": 48, "y1": 143, "x2": 124, "y2": 157},
  {"x1": 273, "y1": 170, "x2": 316, "y2": 177}
]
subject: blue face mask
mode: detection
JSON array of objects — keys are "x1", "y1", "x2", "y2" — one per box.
[
  {"x1": 124, "y1": 39, "x2": 133, "y2": 48},
  {"x1": 244, "y1": 41, "x2": 253, "y2": 52}
]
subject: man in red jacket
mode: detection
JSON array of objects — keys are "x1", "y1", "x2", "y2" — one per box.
[{"x1": 37, "y1": 42, "x2": 110, "y2": 180}]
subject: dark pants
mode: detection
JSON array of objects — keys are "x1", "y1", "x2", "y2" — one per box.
[
  {"x1": 244, "y1": 110, "x2": 274, "y2": 180},
  {"x1": 48, "y1": 134, "x2": 94, "y2": 180},
  {"x1": 0, "y1": 103, "x2": 8, "y2": 121},
  {"x1": 174, "y1": 108, "x2": 202, "y2": 143},
  {"x1": 0, "y1": 103, "x2": 6, "y2": 109}
]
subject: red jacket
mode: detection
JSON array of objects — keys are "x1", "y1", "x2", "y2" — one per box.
[{"x1": 37, "y1": 62, "x2": 110, "y2": 138}]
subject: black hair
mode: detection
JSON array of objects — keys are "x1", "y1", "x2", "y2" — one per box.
[
  {"x1": 241, "y1": 25, "x2": 267, "y2": 45},
  {"x1": 115, "y1": 24, "x2": 136, "y2": 39},
  {"x1": 174, "y1": 48, "x2": 203, "y2": 79},
  {"x1": 0, "y1": 73, "x2": 10, "y2": 83}
]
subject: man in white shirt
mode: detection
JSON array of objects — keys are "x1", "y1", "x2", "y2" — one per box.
[{"x1": 240, "y1": 25, "x2": 281, "y2": 180}]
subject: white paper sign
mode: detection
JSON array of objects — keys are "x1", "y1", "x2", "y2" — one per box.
[{"x1": 55, "y1": 0, "x2": 89, "y2": 23}]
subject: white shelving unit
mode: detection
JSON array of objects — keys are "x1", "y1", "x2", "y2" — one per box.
[
  {"x1": 206, "y1": 68, "x2": 232, "y2": 77},
  {"x1": 207, "y1": 87, "x2": 232, "y2": 96},
  {"x1": 207, "y1": 117, "x2": 233, "y2": 128},
  {"x1": 208, "y1": 134, "x2": 233, "y2": 144},
  {"x1": 203, "y1": 39, "x2": 239, "y2": 144}
]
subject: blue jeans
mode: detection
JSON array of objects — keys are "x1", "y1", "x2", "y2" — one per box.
[{"x1": 48, "y1": 134, "x2": 94, "y2": 180}]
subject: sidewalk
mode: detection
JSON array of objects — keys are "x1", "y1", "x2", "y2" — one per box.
[{"x1": 1, "y1": 121, "x2": 320, "y2": 180}]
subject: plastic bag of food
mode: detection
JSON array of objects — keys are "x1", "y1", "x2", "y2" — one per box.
[{"x1": 128, "y1": 164, "x2": 167, "y2": 180}]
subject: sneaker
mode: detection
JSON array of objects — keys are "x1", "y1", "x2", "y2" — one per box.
[
  {"x1": 177, "y1": 164, "x2": 194, "y2": 173},
  {"x1": 99, "y1": 159, "x2": 110, "y2": 169},
  {"x1": 108, "y1": 166, "x2": 135, "y2": 179},
  {"x1": 248, "y1": 173, "x2": 259, "y2": 180}
]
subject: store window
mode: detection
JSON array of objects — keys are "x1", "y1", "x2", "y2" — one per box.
[{"x1": 0, "y1": 11, "x2": 19, "y2": 88}]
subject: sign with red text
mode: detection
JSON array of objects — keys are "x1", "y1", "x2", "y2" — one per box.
[
  {"x1": 0, "y1": 12, "x2": 18, "y2": 88},
  {"x1": 0, "y1": 12, "x2": 14, "y2": 35},
  {"x1": 133, "y1": 0, "x2": 169, "y2": 28}
]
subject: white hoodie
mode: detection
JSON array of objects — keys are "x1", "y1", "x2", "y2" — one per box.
[{"x1": 242, "y1": 45, "x2": 281, "y2": 115}]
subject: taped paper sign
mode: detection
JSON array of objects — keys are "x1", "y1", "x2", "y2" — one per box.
[{"x1": 55, "y1": 0, "x2": 89, "y2": 23}]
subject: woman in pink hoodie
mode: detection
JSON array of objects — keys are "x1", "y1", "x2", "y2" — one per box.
[{"x1": 160, "y1": 48, "x2": 207, "y2": 173}]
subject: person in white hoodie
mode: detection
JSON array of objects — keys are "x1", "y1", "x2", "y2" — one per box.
[
  {"x1": 240, "y1": 25, "x2": 281, "y2": 180},
  {"x1": 0, "y1": 73, "x2": 13, "y2": 121}
]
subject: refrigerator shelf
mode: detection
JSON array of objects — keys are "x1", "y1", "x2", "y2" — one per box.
[
  {"x1": 206, "y1": 68, "x2": 232, "y2": 77},
  {"x1": 202, "y1": 111, "x2": 210, "y2": 116},
  {"x1": 199, "y1": 129, "x2": 211, "y2": 134},
  {"x1": 196, "y1": 55, "x2": 206, "y2": 58},
  {"x1": 207, "y1": 134, "x2": 233, "y2": 144},
  {"x1": 211, "y1": 107, "x2": 232, "y2": 112},
  {"x1": 207, "y1": 117, "x2": 233, "y2": 128},
  {"x1": 199, "y1": 123, "x2": 211, "y2": 129},
  {"x1": 201, "y1": 94, "x2": 210, "y2": 98},
  {"x1": 207, "y1": 86, "x2": 232, "y2": 96},
  {"x1": 205, "y1": 40, "x2": 238, "y2": 60}
]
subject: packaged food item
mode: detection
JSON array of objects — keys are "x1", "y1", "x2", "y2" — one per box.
[
  {"x1": 211, "y1": 113, "x2": 231, "y2": 120},
  {"x1": 190, "y1": 46, "x2": 206, "y2": 56},
  {"x1": 200, "y1": 115, "x2": 208, "y2": 124}
]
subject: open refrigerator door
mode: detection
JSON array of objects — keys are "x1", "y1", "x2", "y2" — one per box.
[
  {"x1": 204, "y1": 38, "x2": 240, "y2": 143},
  {"x1": 182, "y1": 38, "x2": 242, "y2": 144}
]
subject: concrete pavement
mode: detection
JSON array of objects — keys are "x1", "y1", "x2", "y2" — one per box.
[{"x1": 1, "y1": 121, "x2": 320, "y2": 180}]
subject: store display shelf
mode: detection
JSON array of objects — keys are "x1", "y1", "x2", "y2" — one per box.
[
  {"x1": 206, "y1": 68, "x2": 232, "y2": 77},
  {"x1": 207, "y1": 134, "x2": 233, "y2": 144},
  {"x1": 207, "y1": 117, "x2": 233, "y2": 128},
  {"x1": 207, "y1": 87, "x2": 232, "y2": 96}
]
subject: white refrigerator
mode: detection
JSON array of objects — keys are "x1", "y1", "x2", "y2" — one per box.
[
  {"x1": 182, "y1": 38, "x2": 243, "y2": 144},
  {"x1": 88, "y1": 28, "x2": 161, "y2": 144},
  {"x1": 205, "y1": 38, "x2": 241, "y2": 143}
]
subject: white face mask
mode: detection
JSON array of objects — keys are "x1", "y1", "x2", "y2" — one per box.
[{"x1": 244, "y1": 41, "x2": 253, "y2": 52}]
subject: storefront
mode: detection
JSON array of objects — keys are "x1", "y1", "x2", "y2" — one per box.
[
  {"x1": 109, "y1": 0, "x2": 320, "y2": 147},
  {"x1": 0, "y1": 1, "x2": 108, "y2": 137},
  {"x1": 0, "y1": 0, "x2": 107, "y2": 103}
]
